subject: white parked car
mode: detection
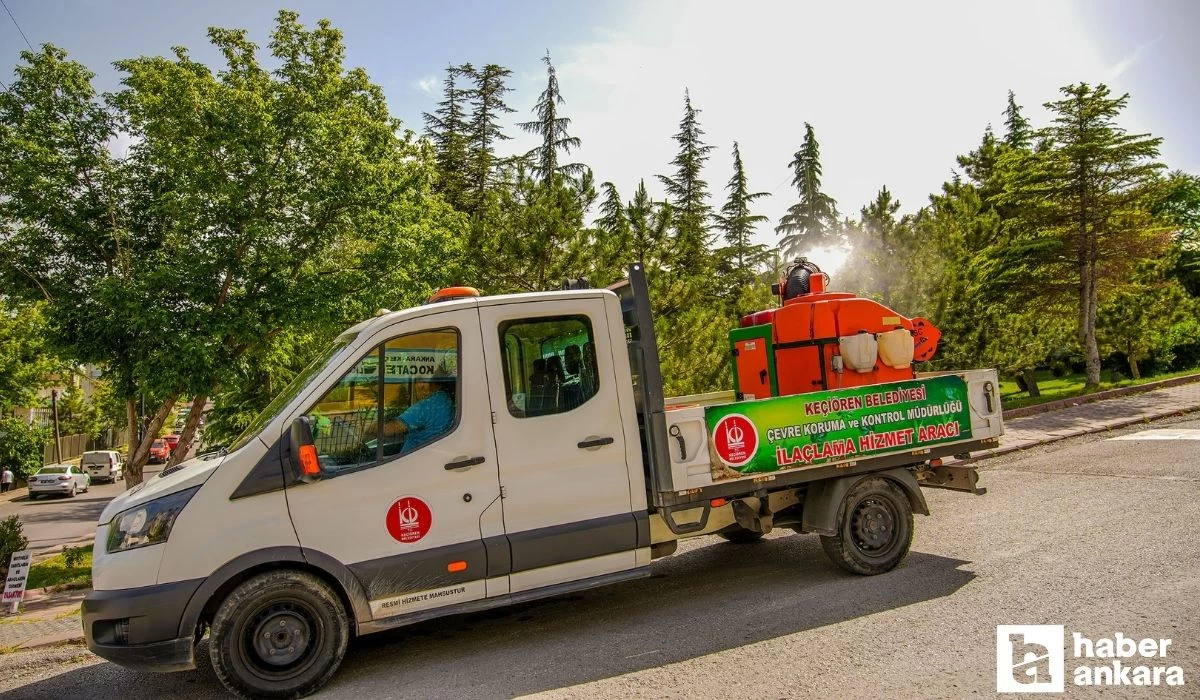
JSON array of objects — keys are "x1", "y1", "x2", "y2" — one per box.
[
  {"x1": 28, "y1": 464, "x2": 91, "y2": 498},
  {"x1": 81, "y1": 450, "x2": 124, "y2": 483}
]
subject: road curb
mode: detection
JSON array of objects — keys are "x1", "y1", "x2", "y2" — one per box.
[
  {"x1": 13, "y1": 628, "x2": 84, "y2": 650},
  {"x1": 1002, "y1": 372, "x2": 1200, "y2": 420}
]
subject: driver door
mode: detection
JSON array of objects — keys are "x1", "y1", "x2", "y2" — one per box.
[{"x1": 284, "y1": 306, "x2": 504, "y2": 619}]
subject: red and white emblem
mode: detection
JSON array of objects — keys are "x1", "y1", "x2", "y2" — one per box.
[
  {"x1": 712, "y1": 413, "x2": 758, "y2": 467},
  {"x1": 386, "y1": 496, "x2": 432, "y2": 543}
]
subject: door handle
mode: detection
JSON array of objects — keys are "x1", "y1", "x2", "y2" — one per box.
[
  {"x1": 444, "y1": 456, "x2": 485, "y2": 470},
  {"x1": 577, "y1": 436, "x2": 614, "y2": 449}
]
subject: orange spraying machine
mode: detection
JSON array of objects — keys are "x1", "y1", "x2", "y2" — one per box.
[{"x1": 730, "y1": 259, "x2": 940, "y2": 400}]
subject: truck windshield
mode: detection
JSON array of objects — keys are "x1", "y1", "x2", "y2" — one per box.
[{"x1": 226, "y1": 335, "x2": 357, "y2": 453}]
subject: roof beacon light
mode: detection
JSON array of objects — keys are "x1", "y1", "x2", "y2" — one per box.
[{"x1": 427, "y1": 287, "x2": 481, "y2": 304}]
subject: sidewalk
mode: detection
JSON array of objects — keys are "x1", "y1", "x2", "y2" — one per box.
[
  {"x1": 2, "y1": 379, "x2": 1199, "y2": 654},
  {"x1": 0, "y1": 589, "x2": 85, "y2": 651},
  {"x1": 967, "y1": 379, "x2": 1200, "y2": 461}
]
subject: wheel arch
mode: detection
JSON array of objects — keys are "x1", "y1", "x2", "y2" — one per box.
[
  {"x1": 800, "y1": 467, "x2": 929, "y2": 536},
  {"x1": 178, "y1": 546, "x2": 372, "y2": 641}
]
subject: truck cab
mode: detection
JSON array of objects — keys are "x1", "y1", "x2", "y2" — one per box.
[{"x1": 84, "y1": 286, "x2": 651, "y2": 697}]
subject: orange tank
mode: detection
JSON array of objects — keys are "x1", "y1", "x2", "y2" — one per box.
[{"x1": 732, "y1": 260, "x2": 939, "y2": 398}]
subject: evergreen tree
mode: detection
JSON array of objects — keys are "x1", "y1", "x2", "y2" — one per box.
[
  {"x1": 997, "y1": 83, "x2": 1165, "y2": 389},
  {"x1": 518, "y1": 51, "x2": 583, "y2": 181},
  {"x1": 423, "y1": 64, "x2": 473, "y2": 211},
  {"x1": 1003, "y1": 90, "x2": 1032, "y2": 150},
  {"x1": 776, "y1": 122, "x2": 838, "y2": 258},
  {"x1": 464, "y1": 63, "x2": 515, "y2": 213},
  {"x1": 626, "y1": 179, "x2": 671, "y2": 267},
  {"x1": 658, "y1": 90, "x2": 714, "y2": 269},
  {"x1": 715, "y1": 142, "x2": 770, "y2": 279}
]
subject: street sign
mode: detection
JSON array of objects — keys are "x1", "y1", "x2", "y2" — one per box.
[{"x1": 3, "y1": 549, "x2": 32, "y2": 614}]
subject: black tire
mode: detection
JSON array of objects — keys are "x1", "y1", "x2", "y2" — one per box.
[
  {"x1": 67, "y1": 484, "x2": 76, "y2": 498},
  {"x1": 717, "y1": 526, "x2": 765, "y2": 543},
  {"x1": 820, "y1": 477, "x2": 913, "y2": 575},
  {"x1": 209, "y1": 570, "x2": 349, "y2": 699}
]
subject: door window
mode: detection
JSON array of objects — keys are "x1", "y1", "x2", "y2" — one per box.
[
  {"x1": 305, "y1": 329, "x2": 460, "y2": 473},
  {"x1": 499, "y1": 316, "x2": 598, "y2": 417}
]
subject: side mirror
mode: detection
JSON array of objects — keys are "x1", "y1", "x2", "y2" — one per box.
[{"x1": 289, "y1": 416, "x2": 323, "y2": 483}]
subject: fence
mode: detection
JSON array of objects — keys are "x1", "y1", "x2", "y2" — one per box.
[{"x1": 42, "y1": 429, "x2": 121, "y2": 465}]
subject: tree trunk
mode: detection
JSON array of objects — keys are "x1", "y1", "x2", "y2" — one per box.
[
  {"x1": 125, "y1": 399, "x2": 138, "y2": 465},
  {"x1": 1128, "y1": 355, "x2": 1141, "y2": 380},
  {"x1": 1082, "y1": 252, "x2": 1102, "y2": 390},
  {"x1": 1022, "y1": 368, "x2": 1041, "y2": 397},
  {"x1": 167, "y1": 394, "x2": 208, "y2": 467},
  {"x1": 125, "y1": 393, "x2": 180, "y2": 487}
]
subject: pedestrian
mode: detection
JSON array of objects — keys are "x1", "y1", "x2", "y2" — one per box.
[{"x1": 1, "y1": 467, "x2": 13, "y2": 493}]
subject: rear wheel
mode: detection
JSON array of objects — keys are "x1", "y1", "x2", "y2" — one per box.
[
  {"x1": 209, "y1": 570, "x2": 349, "y2": 699},
  {"x1": 67, "y1": 484, "x2": 76, "y2": 498},
  {"x1": 717, "y1": 526, "x2": 765, "y2": 543},
  {"x1": 820, "y1": 477, "x2": 913, "y2": 575}
]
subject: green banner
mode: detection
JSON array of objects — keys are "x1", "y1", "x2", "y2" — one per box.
[{"x1": 705, "y1": 375, "x2": 972, "y2": 477}]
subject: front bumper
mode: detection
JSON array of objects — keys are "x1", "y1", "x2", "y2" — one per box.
[{"x1": 82, "y1": 579, "x2": 203, "y2": 672}]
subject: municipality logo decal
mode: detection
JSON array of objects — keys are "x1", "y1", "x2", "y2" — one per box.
[{"x1": 997, "y1": 625, "x2": 1185, "y2": 692}]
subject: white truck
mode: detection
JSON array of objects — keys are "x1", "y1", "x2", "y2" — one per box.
[{"x1": 83, "y1": 264, "x2": 1002, "y2": 698}]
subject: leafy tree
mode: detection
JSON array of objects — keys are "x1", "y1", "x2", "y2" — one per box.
[
  {"x1": 777, "y1": 122, "x2": 838, "y2": 257},
  {"x1": 1152, "y1": 171, "x2": 1200, "y2": 297},
  {"x1": 1098, "y1": 259, "x2": 1195, "y2": 379},
  {"x1": 658, "y1": 90, "x2": 714, "y2": 270},
  {"x1": 1003, "y1": 90, "x2": 1032, "y2": 149},
  {"x1": 518, "y1": 51, "x2": 583, "y2": 181},
  {"x1": 715, "y1": 142, "x2": 771, "y2": 281},
  {"x1": 2, "y1": 14, "x2": 461, "y2": 483},
  {"x1": 423, "y1": 64, "x2": 473, "y2": 211},
  {"x1": 0, "y1": 45, "x2": 161, "y2": 476},
  {"x1": 0, "y1": 416, "x2": 48, "y2": 481},
  {"x1": 0, "y1": 300, "x2": 61, "y2": 413},
  {"x1": 997, "y1": 83, "x2": 1166, "y2": 389}
]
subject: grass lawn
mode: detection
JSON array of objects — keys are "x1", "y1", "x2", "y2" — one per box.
[
  {"x1": 26, "y1": 544, "x2": 92, "y2": 590},
  {"x1": 998, "y1": 367, "x2": 1200, "y2": 411}
]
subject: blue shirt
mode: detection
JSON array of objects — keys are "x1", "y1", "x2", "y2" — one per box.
[{"x1": 399, "y1": 390, "x2": 455, "y2": 451}]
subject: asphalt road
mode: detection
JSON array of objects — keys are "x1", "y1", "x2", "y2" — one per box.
[
  {"x1": 0, "y1": 466, "x2": 163, "y2": 550},
  {"x1": 2, "y1": 414, "x2": 1198, "y2": 698}
]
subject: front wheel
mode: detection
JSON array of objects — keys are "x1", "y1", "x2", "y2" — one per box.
[
  {"x1": 820, "y1": 477, "x2": 913, "y2": 575},
  {"x1": 209, "y1": 570, "x2": 350, "y2": 699}
]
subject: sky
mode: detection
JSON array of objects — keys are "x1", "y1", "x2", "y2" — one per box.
[{"x1": 3, "y1": 0, "x2": 1198, "y2": 270}]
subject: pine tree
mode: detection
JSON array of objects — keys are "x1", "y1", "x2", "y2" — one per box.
[
  {"x1": 715, "y1": 142, "x2": 770, "y2": 279},
  {"x1": 626, "y1": 179, "x2": 671, "y2": 267},
  {"x1": 423, "y1": 63, "x2": 472, "y2": 211},
  {"x1": 999, "y1": 83, "x2": 1165, "y2": 389},
  {"x1": 464, "y1": 63, "x2": 515, "y2": 214},
  {"x1": 518, "y1": 51, "x2": 583, "y2": 181},
  {"x1": 657, "y1": 90, "x2": 714, "y2": 269},
  {"x1": 1003, "y1": 90, "x2": 1032, "y2": 150},
  {"x1": 776, "y1": 122, "x2": 838, "y2": 258}
]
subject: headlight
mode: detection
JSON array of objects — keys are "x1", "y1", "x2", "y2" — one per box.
[{"x1": 106, "y1": 486, "x2": 200, "y2": 554}]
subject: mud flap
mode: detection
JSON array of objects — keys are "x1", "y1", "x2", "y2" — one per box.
[{"x1": 915, "y1": 464, "x2": 986, "y2": 495}]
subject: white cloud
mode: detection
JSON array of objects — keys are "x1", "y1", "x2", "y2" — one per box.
[
  {"x1": 416, "y1": 75, "x2": 439, "y2": 96},
  {"x1": 1105, "y1": 35, "x2": 1161, "y2": 81}
]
